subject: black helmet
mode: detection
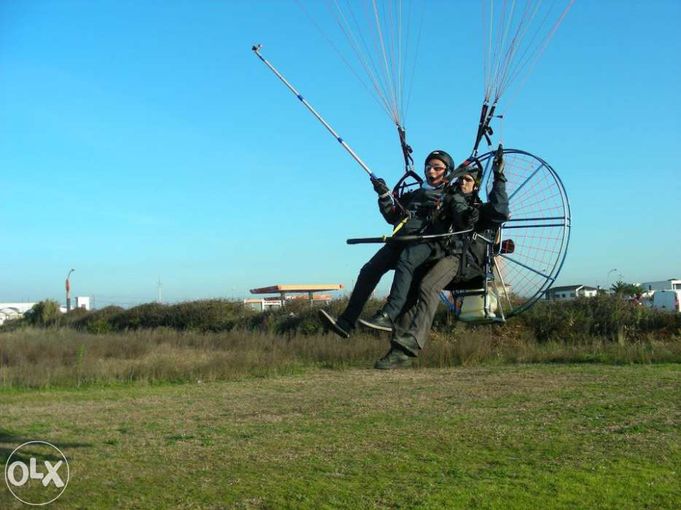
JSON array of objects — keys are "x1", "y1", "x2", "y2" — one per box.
[
  {"x1": 424, "y1": 150, "x2": 455, "y2": 185},
  {"x1": 424, "y1": 150, "x2": 455, "y2": 171},
  {"x1": 450, "y1": 160, "x2": 482, "y2": 188}
]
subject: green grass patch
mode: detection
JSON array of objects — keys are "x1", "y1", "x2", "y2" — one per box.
[{"x1": 1, "y1": 364, "x2": 679, "y2": 508}]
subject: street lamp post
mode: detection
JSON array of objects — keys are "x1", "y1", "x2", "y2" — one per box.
[
  {"x1": 65, "y1": 268, "x2": 75, "y2": 312},
  {"x1": 607, "y1": 268, "x2": 618, "y2": 293},
  {"x1": 606, "y1": 268, "x2": 625, "y2": 294}
]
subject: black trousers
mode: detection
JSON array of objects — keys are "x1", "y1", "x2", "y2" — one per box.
[
  {"x1": 392, "y1": 255, "x2": 462, "y2": 356},
  {"x1": 381, "y1": 242, "x2": 436, "y2": 320},
  {"x1": 338, "y1": 243, "x2": 403, "y2": 327}
]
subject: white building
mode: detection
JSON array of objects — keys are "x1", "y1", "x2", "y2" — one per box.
[
  {"x1": 75, "y1": 296, "x2": 91, "y2": 311},
  {"x1": 640, "y1": 279, "x2": 681, "y2": 293},
  {"x1": 243, "y1": 294, "x2": 335, "y2": 312},
  {"x1": 0, "y1": 303, "x2": 36, "y2": 326},
  {"x1": 243, "y1": 297, "x2": 284, "y2": 312},
  {"x1": 545, "y1": 285, "x2": 598, "y2": 301}
]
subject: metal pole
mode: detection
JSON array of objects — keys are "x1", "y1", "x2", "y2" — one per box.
[
  {"x1": 606, "y1": 268, "x2": 619, "y2": 293},
  {"x1": 252, "y1": 44, "x2": 377, "y2": 180},
  {"x1": 65, "y1": 268, "x2": 75, "y2": 312}
]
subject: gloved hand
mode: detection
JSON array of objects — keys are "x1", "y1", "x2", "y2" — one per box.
[
  {"x1": 461, "y1": 206, "x2": 480, "y2": 230},
  {"x1": 371, "y1": 177, "x2": 390, "y2": 196},
  {"x1": 443, "y1": 189, "x2": 467, "y2": 213},
  {"x1": 493, "y1": 144, "x2": 506, "y2": 180}
]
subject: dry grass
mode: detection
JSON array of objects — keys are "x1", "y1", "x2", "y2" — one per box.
[
  {"x1": 1, "y1": 327, "x2": 681, "y2": 389},
  {"x1": 0, "y1": 327, "x2": 384, "y2": 388}
]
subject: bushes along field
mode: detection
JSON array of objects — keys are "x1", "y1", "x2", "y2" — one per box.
[
  {"x1": 7, "y1": 294, "x2": 680, "y2": 341},
  {"x1": 0, "y1": 295, "x2": 680, "y2": 388}
]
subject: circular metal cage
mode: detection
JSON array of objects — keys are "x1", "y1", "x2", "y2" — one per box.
[{"x1": 476, "y1": 148, "x2": 571, "y2": 317}]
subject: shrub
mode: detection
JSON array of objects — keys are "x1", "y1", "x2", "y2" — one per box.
[
  {"x1": 71, "y1": 300, "x2": 255, "y2": 333},
  {"x1": 23, "y1": 300, "x2": 61, "y2": 327},
  {"x1": 109, "y1": 303, "x2": 170, "y2": 330},
  {"x1": 168, "y1": 300, "x2": 252, "y2": 331},
  {"x1": 71, "y1": 306, "x2": 124, "y2": 334},
  {"x1": 237, "y1": 297, "x2": 385, "y2": 337},
  {"x1": 14, "y1": 294, "x2": 681, "y2": 344},
  {"x1": 274, "y1": 308, "x2": 323, "y2": 337},
  {"x1": 521, "y1": 295, "x2": 681, "y2": 342},
  {"x1": 60, "y1": 307, "x2": 89, "y2": 326}
]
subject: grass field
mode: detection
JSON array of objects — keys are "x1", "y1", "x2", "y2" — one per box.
[{"x1": 1, "y1": 364, "x2": 680, "y2": 509}]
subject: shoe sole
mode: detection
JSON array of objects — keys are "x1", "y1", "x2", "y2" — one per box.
[
  {"x1": 318, "y1": 310, "x2": 350, "y2": 339},
  {"x1": 358, "y1": 318, "x2": 393, "y2": 332}
]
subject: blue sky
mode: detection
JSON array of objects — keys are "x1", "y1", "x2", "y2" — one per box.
[{"x1": 1, "y1": 0, "x2": 679, "y2": 306}]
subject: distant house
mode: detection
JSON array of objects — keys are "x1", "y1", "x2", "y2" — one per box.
[
  {"x1": 0, "y1": 303, "x2": 36, "y2": 326},
  {"x1": 640, "y1": 279, "x2": 681, "y2": 293},
  {"x1": 545, "y1": 285, "x2": 598, "y2": 301}
]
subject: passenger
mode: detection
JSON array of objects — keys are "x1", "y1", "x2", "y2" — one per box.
[{"x1": 374, "y1": 147, "x2": 510, "y2": 369}]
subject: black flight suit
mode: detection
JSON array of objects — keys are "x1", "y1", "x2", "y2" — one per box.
[
  {"x1": 337, "y1": 184, "x2": 454, "y2": 329},
  {"x1": 391, "y1": 172, "x2": 510, "y2": 355}
]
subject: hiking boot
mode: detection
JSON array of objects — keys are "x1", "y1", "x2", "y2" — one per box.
[
  {"x1": 359, "y1": 310, "x2": 393, "y2": 332},
  {"x1": 374, "y1": 347, "x2": 412, "y2": 370},
  {"x1": 318, "y1": 309, "x2": 351, "y2": 339}
]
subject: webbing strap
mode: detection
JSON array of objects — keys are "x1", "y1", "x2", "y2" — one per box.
[
  {"x1": 472, "y1": 103, "x2": 496, "y2": 156},
  {"x1": 397, "y1": 125, "x2": 414, "y2": 170}
]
